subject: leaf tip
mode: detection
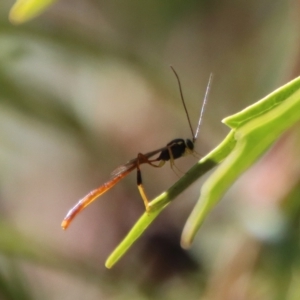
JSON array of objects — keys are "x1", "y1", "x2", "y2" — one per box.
[
  {"x1": 9, "y1": 5, "x2": 24, "y2": 25},
  {"x1": 9, "y1": 0, "x2": 58, "y2": 25},
  {"x1": 180, "y1": 219, "x2": 197, "y2": 249},
  {"x1": 180, "y1": 238, "x2": 192, "y2": 250},
  {"x1": 104, "y1": 257, "x2": 114, "y2": 269}
]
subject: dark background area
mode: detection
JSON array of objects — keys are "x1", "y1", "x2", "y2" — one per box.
[{"x1": 1, "y1": 0, "x2": 300, "y2": 299}]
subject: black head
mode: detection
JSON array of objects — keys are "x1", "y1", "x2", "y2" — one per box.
[{"x1": 186, "y1": 139, "x2": 194, "y2": 151}]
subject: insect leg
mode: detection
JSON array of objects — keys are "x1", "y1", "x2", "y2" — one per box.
[
  {"x1": 166, "y1": 146, "x2": 184, "y2": 177},
  {"x1": 136, "y1": 153, "x2": 165, "y2": 212}
]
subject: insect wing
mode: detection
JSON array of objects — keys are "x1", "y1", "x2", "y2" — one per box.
[{"x1": 110, "y1": 146, "x2": 168, "y2": 177}]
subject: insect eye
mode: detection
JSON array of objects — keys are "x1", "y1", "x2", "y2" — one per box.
[{"x1": 186, "y1": 139, "x2": 194, "y2": 150}]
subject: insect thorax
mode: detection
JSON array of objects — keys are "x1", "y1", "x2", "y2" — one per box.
[{"x1": 157, "y1": 138, "x2": 194, "y2": 161}]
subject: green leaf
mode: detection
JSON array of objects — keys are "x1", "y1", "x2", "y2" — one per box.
[
  {"x1": 106, "y1": 76, "x2": 300, "y2": 268},
  {"x1": 181, "y1": 76, "x2": 300, "y2": 247},
  {"x1": 223, "y1": 76, "x2": 300, "y2": 128},
  {"x1": 9, "y1": 0, "x2": 57, "y2": 24}
]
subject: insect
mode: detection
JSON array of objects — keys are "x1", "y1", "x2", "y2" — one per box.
[{"x1": 61, "y1": 67, "x2": 213, "y2": 230}]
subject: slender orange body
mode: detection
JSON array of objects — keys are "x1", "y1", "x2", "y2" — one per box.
[
  {"x1": 61, "y1": 165, "x2": 136, "y2": 229},
  {"x1": 61, "y1": 147, "x2": 168, "y2": 229}
]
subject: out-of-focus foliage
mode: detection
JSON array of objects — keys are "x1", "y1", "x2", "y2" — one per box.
[
  {"x1": 9, "y1": 0, "x2": 58, "y2": 24},
  {"x1": 1, "y1": 0, "x2": 300, "y2": 299}
]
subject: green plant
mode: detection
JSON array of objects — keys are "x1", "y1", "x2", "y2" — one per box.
[{"x1": 106, "y1": 76, "x2": 300, "y2": 268}]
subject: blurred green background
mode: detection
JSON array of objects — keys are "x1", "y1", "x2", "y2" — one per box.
[{"x1": 1, "y1": 0, "x2": 300, "y2": 299}]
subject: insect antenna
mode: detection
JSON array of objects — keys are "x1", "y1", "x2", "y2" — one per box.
[
  {"x1": 170, "y1": 66, "x2": 195, "y2": 140},
  {"x1": 194, "y1": 73, "x2": 213, "y2": 142}
]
